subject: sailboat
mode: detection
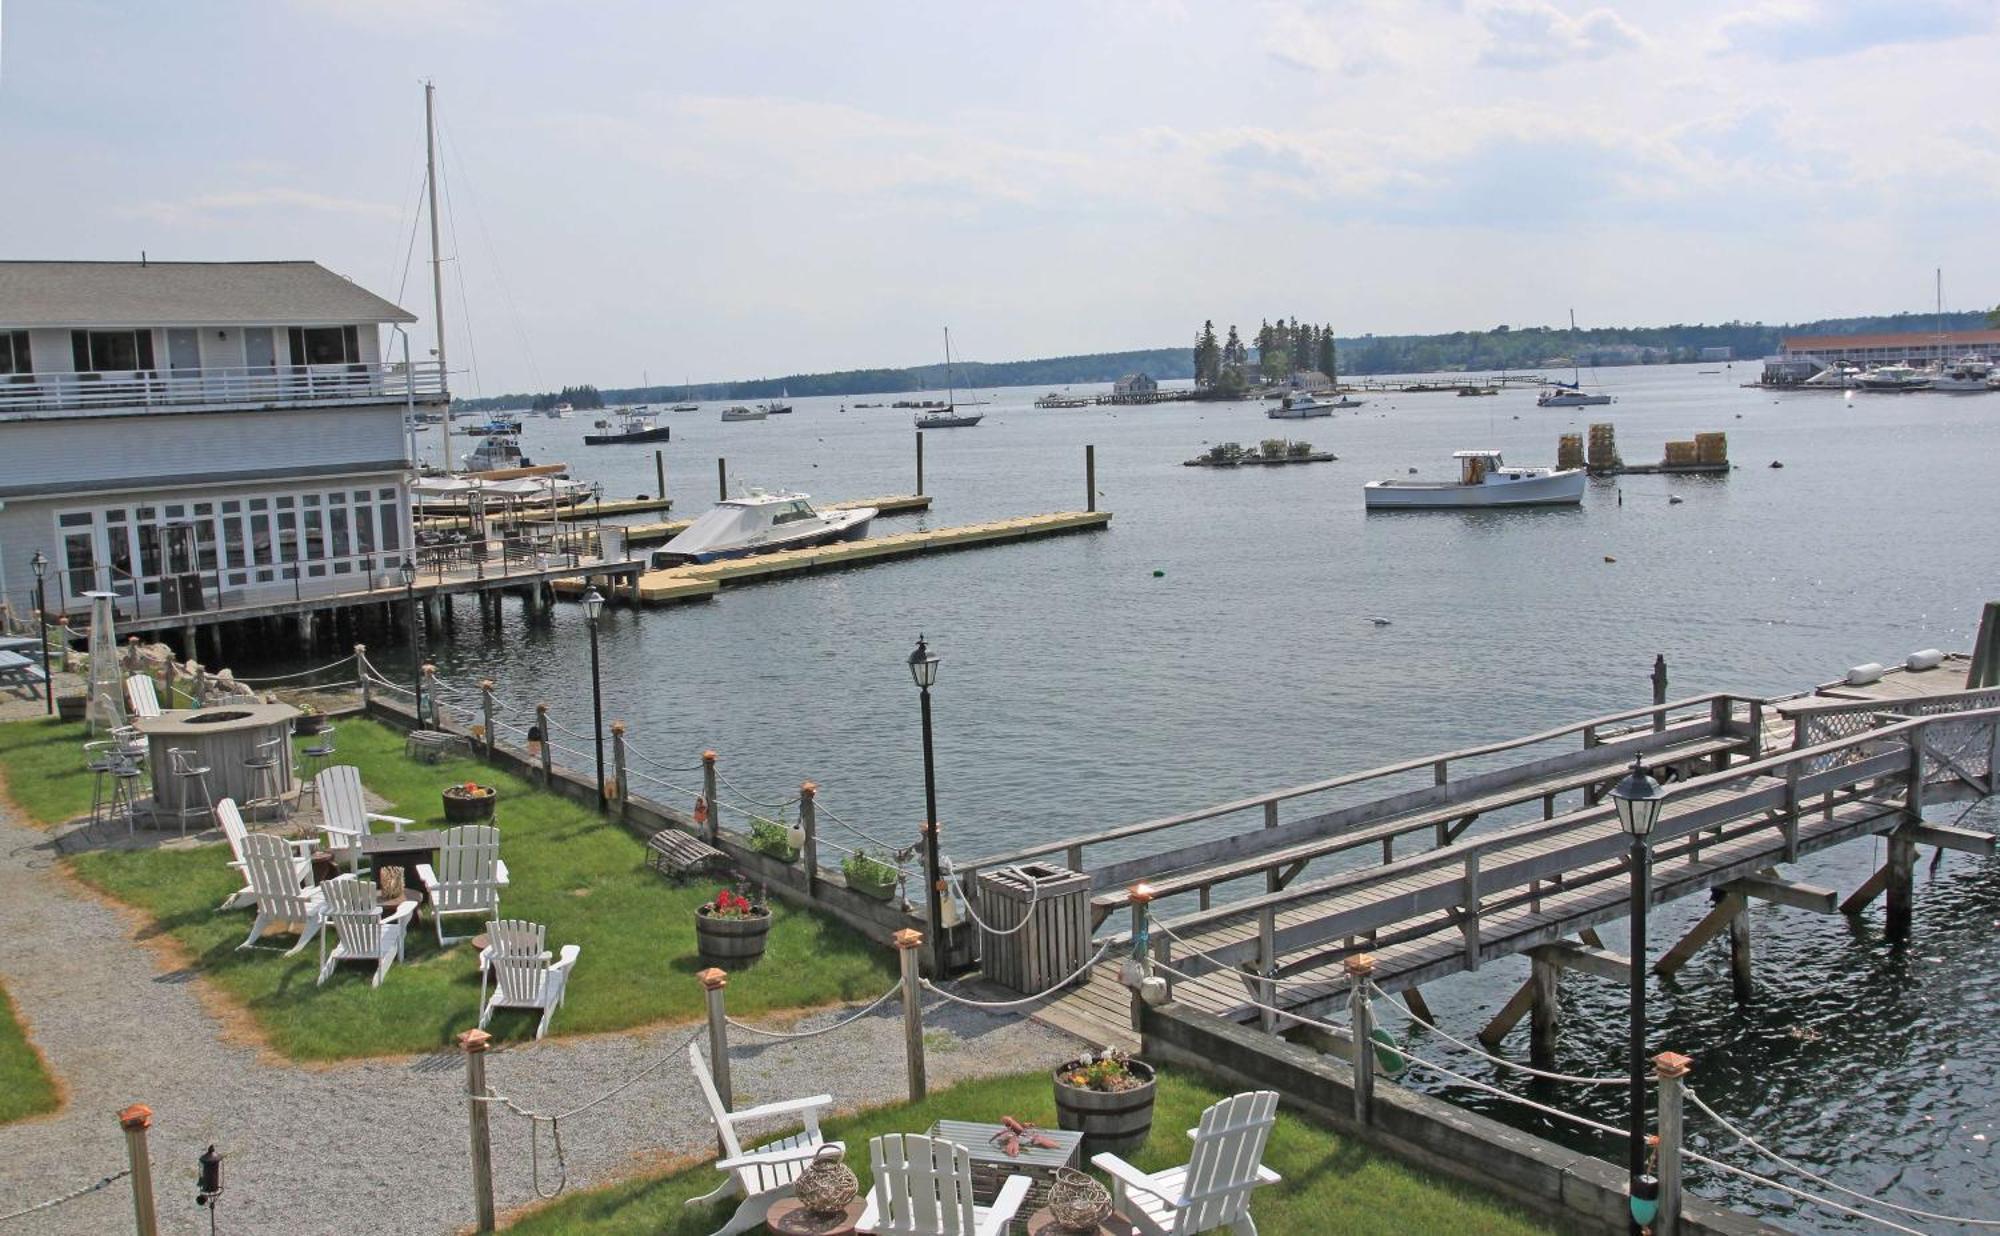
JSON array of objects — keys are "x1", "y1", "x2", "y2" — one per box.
[
  {"x1": 1923, "y1": 269, "x2": 1993, "y2": 393},
  {"x1": 672, "y1": 376, "x2": 699, "y2": 412},
  {"x1": 1537, "y1": 310, "x2": 1615, "y2": 407},
  {"x1": 916, "y1": 328, "x2": 983, "y2": 428}
]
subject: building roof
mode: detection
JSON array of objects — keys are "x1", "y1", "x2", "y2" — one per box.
[
  {"x1": 1782, "y1": 328, "x2": 2000, "y2": 352},
  {"x1": 0, "y1": 260, "x2": 416, "y2": 328}
]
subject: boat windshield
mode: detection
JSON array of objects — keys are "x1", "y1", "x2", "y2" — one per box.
[{"x1": 769, "y1": 500, "x2": 816, "y2": 525}]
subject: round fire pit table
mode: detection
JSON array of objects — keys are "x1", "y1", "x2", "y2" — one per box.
[{"x1": 135, "y1": 702, "x2": 301, "y2": 820}]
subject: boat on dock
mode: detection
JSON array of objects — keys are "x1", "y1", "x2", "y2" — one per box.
[
  {"x1": 1858, "y1": 363, "x2": 1930, "y2": 392},
  {"x1": 1363, "y1": 450, "x2": 1584, "y2": 509},
  {"x1": 583, "y1": 407, "x2": 671, "y2": 445},
  {"x1": 720, "y1": 405, "x2": 768, "y2": 422},
  {"x1": 1927, "y1": 355, "x2": 1994, "y2": 393},
  {"x1": 649, "y1": 490, "x2": 876, "y2": 567}
]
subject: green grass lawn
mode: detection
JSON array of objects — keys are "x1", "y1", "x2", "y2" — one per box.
[
  {"x1": 0, "y1": 980, "x2": 60, "y2": 1124},
  {"x1": 0, "y1": 716, "x2": 96, "y2": 828},
  {"x1": 38, "y1": 718, "x2": 895, "y2": 1061},
  {"x1": 505, "y1": 1068, "x2": 1552, "y2": 1235}
]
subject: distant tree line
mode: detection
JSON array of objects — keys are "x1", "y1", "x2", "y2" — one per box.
[{"x1": 450, "y1": 309, "x2": 1994, "y2": 411}]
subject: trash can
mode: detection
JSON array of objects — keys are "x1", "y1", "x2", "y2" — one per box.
[{"x1": 974, "y1": 863, "x2": 1092, "y2": 996}]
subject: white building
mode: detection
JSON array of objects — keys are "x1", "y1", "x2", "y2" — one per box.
[{"x1": 0, "y1": 260, "x2": 445, "y2": 628}]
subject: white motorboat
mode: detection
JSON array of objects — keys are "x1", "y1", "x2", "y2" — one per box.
[
  {"x1": 463, "y1": 434, "x2": 531, "y2": 472},
  {"x1": 1364, "y1": 451, "x2": 1585, "y2": 510},
  {"x1": 1802, "y1": 362, "x2": 1864, "y2": 389},
  {"x1": 1927, "y1": 355, "x2": 1994, "y2": 393},
  {"x1": 1537, "y1": 384, "x2": 1614, "y2": 407},
  {"x1": 720, "y1": 405, "x2": 768, "y2": 422},
  {"x1": 1858, "y1": 363, "x2": 1929, "y2": 392},
  {"x1": 1268, "y1": 393, "x2": 1333, "y2": 418},
  {"x1": 650, "y1": 490, "x2": 876, "y2": 566},
  {"x1": 547, "y1": 402, "x2": 573, "y2": 418},
  {"x1": 671, "y1": 402, "x2": 700, "y2": 412}
]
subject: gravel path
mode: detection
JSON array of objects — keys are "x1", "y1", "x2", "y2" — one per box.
[{"x1": 0, "y1": 798, "x2": 1078, "y2": 1234}]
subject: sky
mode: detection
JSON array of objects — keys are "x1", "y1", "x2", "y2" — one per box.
[{"x1": 2, "y1": 0, "x2": 1996, "y2": 394}]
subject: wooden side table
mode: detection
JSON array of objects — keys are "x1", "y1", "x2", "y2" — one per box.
[
  {"x1": 1025, "y1": 1207, "x2": 1139, "y2": 1235},
  {"x1": 766, "y1": 1197, "x2": 864, "y2": 1234}
]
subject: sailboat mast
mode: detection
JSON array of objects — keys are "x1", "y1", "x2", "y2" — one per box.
[
  {"x1": 426, "y1": 81, "x2": 452, "y2": 472},
  {"x1": 943, "y1": 327, "x2": 955, "y2": 408},
  {"x1": 1569, "y1": 308, "x2": 1580, "y2": 385}
]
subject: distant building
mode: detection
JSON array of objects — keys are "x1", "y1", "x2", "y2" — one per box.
[
  {"x1": 1699, "y1": 346, "x2": 1733, "y2": 362},
  {"x1": 1781, "y1": 329, "x2": 2000, "y2": 366},
  {"x1": 1288, "y1": 369, "x2": 1332, "y2": 391},
  {"x1": 0, "y1": 260, "x2": 443, "y2": 625},
  {"x1": 1112, "y1": 372, "x2": 1157, "y2": 397}
]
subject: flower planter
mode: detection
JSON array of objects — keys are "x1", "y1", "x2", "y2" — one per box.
[
  {"x1": 847, "y1": 871, "x2": 898, "y2": 902},
  {"x1": 696, "y1": 907, "x2": 772, "y2": 963},
  {"x1": 1053, "y1": 1060, "x2": 1156, "y2": 1157},
  {"x1": 442, "y1": 784, "x2": 498, "y2": 823},
  {"x1": 57, "y1": 696, "x2": 87, "y2": 723}
]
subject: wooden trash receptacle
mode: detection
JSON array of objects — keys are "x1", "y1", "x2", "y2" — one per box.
[{"x1": 975, "y1": 863, "x2": 1091, "y2": 995}]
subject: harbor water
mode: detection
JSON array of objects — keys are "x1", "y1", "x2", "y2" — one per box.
[{"x1": 394, "y1": 365, "x2": 1999, "y2": 1229}]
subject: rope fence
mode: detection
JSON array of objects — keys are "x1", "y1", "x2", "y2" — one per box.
[
  {"x1": 725, "y1": 982, "x2": 903, "y2": 1040},
  {"x1": 1368, "y1": 980, "x2": 1627, "y2": 1087},
  {"x1": 0, "y1": 1169, "x2": 131, "y2": 1225}
]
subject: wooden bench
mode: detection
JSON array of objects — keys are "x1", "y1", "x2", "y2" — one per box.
[{"x1": 646, "y1": 827, "x2": 726, "y2": 878}]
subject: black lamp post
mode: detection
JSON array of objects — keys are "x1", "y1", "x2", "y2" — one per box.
[
  {"x1": 583, "y1": 587, "x2": 606, "y2": 811},
  {"x1": 399, "y1": 557, "x2": 421, "y2": 725},
  {"x1": 29, "y1": 551, "x2": 52, "y2": 715},
  {"x1": 1610, "y1": 756, "x2": 1667, "y2": 1234},
  {"x1": 908, "y1": 636, "x2": 944, "y2": 974}
]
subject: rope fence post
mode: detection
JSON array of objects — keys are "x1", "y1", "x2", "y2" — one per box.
[
  {"x1": 699, "y1": 968, "x2": 733, "y2": 1115},
  {"x1": 1346, "y1": 954, "x2": 1376, "y2": 1126},
  {"x1": 897, "y1": 929, "x2": 927, "y2": 1102},
  {"x1": 1126, "y1": 882, "x2": 1155, "y2": 1026},
  {"x1": 611, "y1": 722, "x2": 629, "y2": 820},
  {"x1": 1654, "y1": 1051, "x2": 1691, "y2": 1235},
  {"x1": 355, "y1": 644, "x2": 370, "y2": 709},
  {"x1": 421, "y1": 662, "x2": 439, "y2": 727},
  {"x1": 799, "y1": 780, "x2": 819, "y2": 898},
  {"x1": 459, "y1": 1029, "x2": 497, "y2": 1232},
  {"x1": 480, "y1": 679, "x2": 497, "y2": 762},
  {"x1": 117, "y1": 1104, "x2": 158, "y2": 1236},
  {"x1": 537, "y1": 704, "x2": 553, "y2": 785},
  {"x1": 702, "y1": 750, "x2": 719, "y2": 843}
]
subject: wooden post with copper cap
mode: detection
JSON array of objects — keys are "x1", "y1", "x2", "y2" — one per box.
[
  {"x1": 458, "y1": 1029, "x2": 496, "y2": 1231},
  {"x1": 698, "y1": 968, "x2": 733, "y2": 1115},
  {"x1": 896, "y1": 929, "x2": 927, "y2": 1101},
  {"x1": 1345, "y1": 954, "x2": 1377, "y2": 1125},
  {"x1": 610, "y1": 721, "x2": 629, "y2": 819},
  {"x1": 702, "y1": 750, "x2": 720, "y2": 843},
  {"x1": 117, "y1": 1104, "x2": 160, "y2": 1236},
  {"x1": 1653, "y1": 1051, "x2": 1692, "y2": 1234}
]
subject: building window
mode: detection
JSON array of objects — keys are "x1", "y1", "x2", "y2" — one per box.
[
  {"x1": 0, "y1": 330, "x2": 29, "y2": 375},
  {"x1": 287, "y1": 326, "x2": 360, "y2": 366},
  {"x1": 69, "y1": 329, "x2": 156, "y2": 373}
]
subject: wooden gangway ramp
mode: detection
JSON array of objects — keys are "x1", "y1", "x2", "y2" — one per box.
[{"x1": 959, "y1": 659, "x2": 1997, "y2": 1049}]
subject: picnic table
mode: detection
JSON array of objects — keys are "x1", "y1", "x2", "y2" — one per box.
[
  {"x1": 0, "y1": 650, "x2": 48, "y2": 692},
  {"x1": 0, "y1": 635, "x2": 42, "y2": 654}
]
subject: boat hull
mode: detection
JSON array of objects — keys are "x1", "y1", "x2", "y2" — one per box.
[
  {"x1": 652, "y1": 510, "x2": 875, "y2": 567},
  {"x1": 916, "y1": 414, "x2": 983, "y2": 428},
  {"x1": 1363, "y1": 469, "x2": 1586, "y2": 510},
  {"x1": 1267, "y1": 406, "x2": 1332, "y2": 419},
  {"x1": 582, "y1": 426, "x2": 672, "y2": 445},
  {"x1": 1537, "y1": 393, "x2": 1613, "y2": 407}
]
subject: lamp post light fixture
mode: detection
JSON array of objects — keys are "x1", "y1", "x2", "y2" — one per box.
[
  {"x1": 583, "y1": 587, "x2": 607, "y2": 811},
  {"x1": 908, "y1": 635, "x2": 944, "y2": 975},
  {"x1": 399, "y1": 557, "x2": 421, "y2": 724},
  {"x1": 1609, "y1": 756, "x2": 1667, "y2": 1233},
  {"x1": 29, "y1": 551, "x2": 52, "y2": 715}
]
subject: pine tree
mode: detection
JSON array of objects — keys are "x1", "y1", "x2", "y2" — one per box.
[
  {"x1": 1317, "y1": 326, "x2": 1337, "y2": 380},
  {"x1": 1194, "y1": 319, "x2": 1222, "y2": 387}
]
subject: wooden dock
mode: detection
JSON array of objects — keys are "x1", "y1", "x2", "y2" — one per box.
[
  {"x1": 557, "y1": 508, "x2": 1110, "y2": 606},
  {"x1": 619, "y1": 494, "x2": 932, "y2": 547},
  {"x1": 955, "y1": 657, "x2": 1997, "y2": 1051}
]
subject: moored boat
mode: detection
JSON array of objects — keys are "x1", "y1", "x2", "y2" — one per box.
[
  {"x1": 583, "y1": 408, "x2": 671, "y2": 445},
  {"x1": 1364, "y1": 450, "x2": 1584, "y2": 509},
  {"x1": 1858, "y1": 363, "x2": 1929, "y2": 392},
  {"x1": 914, "y1": 327, "x2": 982, "y2": 427},
  {"x1": 1927, "y1": 355, "x2": 1994, "y2": 393},
  {"x1": 720, "y1": 405, "x2": 767, "y2": 422},
  {"x1": 462, "y1": 433, "x2": 531, "y2": 471},
  {"x1": 1268, "y1": 392, "x2": 1333, "y2": 418},
  {"x1": 650, "y1": 490, "x2": 875, "y2": 566}
]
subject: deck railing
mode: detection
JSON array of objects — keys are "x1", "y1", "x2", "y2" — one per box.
[{"x1": 0, "y1": 360, "x2": 447, "y2": 416}]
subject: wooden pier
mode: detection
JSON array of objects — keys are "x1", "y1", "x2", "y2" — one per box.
[{"x1": 956, "y1": 657, "x2": 1997, "y2": 1051}]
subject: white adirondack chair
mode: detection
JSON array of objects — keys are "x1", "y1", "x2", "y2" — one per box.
[
  {"x1": 476, "y1": 920, "x2": 578, "y2": 1039},
  {"x1": 316, "y1": 874, "x2": 415, "y2": 987},
  {"x1": 236, "y1": 832, "x2": 328, "y2": 953},
  {"x1": 1092, "y1": 1090, "x2": 1282, "y2": 1236},
  {"x1": 216, "y1": 797, "x2": 315, "y2": 911},
  {"x1": 125, "y1": 674, "x2": 162, "y2": 719},
  {"x1": 477, "y1": 918, "x2": 550, "y2": 1009},
  {"x1": 686, "y1": 1041, "x2": 841, "y2": 1236},
  {"x1": 415, "y1": 824, "x2": 509, "y2": 945},
  {"x1": 857, "y1": 1134, "x2": 1031, "y2": 1236},
  {"x1": 313, "y1": 765, "x2": 413, "y2": 871}
]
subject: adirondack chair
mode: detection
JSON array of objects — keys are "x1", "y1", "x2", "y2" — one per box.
[
  {"x1": 1092, "y1": 1091, "x2": 1282, "y2": 1236},
  {"x1": 415, "y1": 824, "x2": 510, "y2": 945},
  {"x1": 316, "y1": 874, "x2": 416, "y2": 987},
  {"x1": 125, "y1": 674, "x2": 162, "y2": 719},
  {"x1": 237, "y1": 832, "x2": 329, "y2": 954},
  {"x1": 216, "y1": 797, "x2": 315, "y2": 911},
  {"x1": 477, "y1": 918, "x2": 551, "y2": 1008},
  {"x1": 476, "y1": 920, "x2": 578, "y2": 1039},
  {"x1": 313, "y1": 765, "x2": 414, "y2": 871},
  {"x1": 686, "y1": 1041, "x2": 841, "y2": 1236},
  {"x1": 857, "y1": 1134, "x2": 1031, "y2": 1236}
]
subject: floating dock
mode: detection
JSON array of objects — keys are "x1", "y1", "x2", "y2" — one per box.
[
  {"x1": 558, "y1": 508, "x2": 1110, "y2": 606},
  {"x1": 619, "y1": 494, "x2": 932, "y2": 547}
]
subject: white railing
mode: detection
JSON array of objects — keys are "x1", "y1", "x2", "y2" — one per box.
[{"x1": 0, "y1": 360, "x2": 448, "y2": 416}]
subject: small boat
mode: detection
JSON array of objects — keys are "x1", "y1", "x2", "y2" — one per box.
[
  {"x1": 1801, "y1": 362, "x2": 1864, "y2": 389},
  {"x1": 671, "y1": 402, "x2": 700, "y2": 412},
  {"x1": 1536, "y1": 384, "x2": 1614, "y2": 407},
  {"x1": 1456, "y1": 385, "x2": 1499, "y2": 397},
  {"x1": 461, "y1": 416, "x2": 524, "y2": 437},
  {"x1": 1035, "y1": 391, "x2": 1093, "y2": 409},
  {"x1": 914, "y1": 328, "x2": 982, "y2": 427},
  {"x1": 1364, "y1": 450, "x2": 1585, "y2": 510},
  {"x1": 1927, "y1": 355, "x2": 1993, "y2": 393},
  {"x1": 1857, "y1": 363, "x2": 1929, "y2": 392},
  {"x1": 721, "y1": 405, "x2": 768, "y2": 422},
  {"x1": 583, "y1": 408, "x2": 671, "y2": 445},
  {"x1": 650, "y1": 490, "x2": 875, "y2": 566},
  {"x1": 1268, "y1": 393, "x2": 1333, "y2": 418},
  {"x1": 761, "y1": 389, "x2": 795, "y2": 414},
  {"x1": 463, "y1": 434, "x2": 531, "y2": 471},
  {"x1": 546, "y1": 402, "x2": 573, "y2": 419}
]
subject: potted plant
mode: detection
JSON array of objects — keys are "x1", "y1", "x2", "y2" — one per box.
[
  {"x1": 1052, "y1": 1046, "x2": 1156, "y2": 1157},
  {"x1": 748, "y1": 815, "x2": 800, "y2": 863},
  {"x1": 57, "y1": 695, "x2": 88, "y2": 723},
  {"x1": 442, "y1": 781, "x2": 498, "y2": 823},
  {"x1": 694, "y1": 885, "x2": 771, "y2": 963},
  {"x1": 293, "y1": 701, "x2": 326, "y2": 736},
  {"x1": 841, "y1": 851, "x2": 899, "y2": 901}
]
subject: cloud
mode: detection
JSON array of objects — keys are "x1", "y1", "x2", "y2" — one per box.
[
  {"x1": 116, "y1": 188, "x2": 402, "y2": 226},
  {"x1": 1475, "y1": 0, "x2": 1645, "y2": 68},
  {"x1": 1720, "y1": 0, "x2": 1993, "y2": 60}
]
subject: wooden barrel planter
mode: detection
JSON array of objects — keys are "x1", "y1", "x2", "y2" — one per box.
[
  {"x1": 695, "y1": 908, "x2": 772, "y2": 964},
  {"x1": 57, "y1": 696, "x2": 88, "y2": 723},
  {"x1": 442, "y1": 784, "x2": 498, "y2": 823},
  {"x1": 1053, "y1": 1061, "x2": 1156, "y2": 1157}
]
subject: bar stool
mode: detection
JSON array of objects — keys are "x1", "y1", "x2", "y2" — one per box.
[
  {"x1": 165, "y1": 747, "x2": 216, "y2": 836},
  {"x1": 86, "y1": 742, "x2": 125, "y2": 828},
  {"x1": 243, "y1": 737, "x2": 291, "y2": 823},
  {"x1": 108, "y1": 754, "x2": 150, "y2": 835},
  {"x1": 297, "y1": 725, "x2": 338, "y2": 809}
]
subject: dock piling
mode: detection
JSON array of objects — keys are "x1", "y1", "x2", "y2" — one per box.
[
  {"x1": 799, "y1": 781, "x2": 819, "y2": 898},
  {"x1": 1529, "y1": 952, "x2": 1559, "y2": 1067},
  {"x1": 698, "y1": 969, "x2": 733, "y2": 1116},
  {"x1": 1346, "y1": 955, "x2": 1376, "y2": 1125},
  {"x1": 654, "y1": 449, "x2": 666, "y2": 504},
  {"x1": 480, "y1": 680, "x2": 496, "y2": 761},
  {"x1": 916, "y1": 431, "x2": 925, "y2": 496},
  {"x1": 611, "y1": 722, "x2": 629, "y2": 820},
  {"x1": 1085, "y1": 444, "x2": 1096, "y2": 513},
  {"x1": 536, "y1": 704, "x2": 552, "y2": 785},
  {"x1": 1654, "y1": 1052, "x2": 1692, "y2": 1235},
  {"x1": 702, "y1": 751, "x2": 719, "y2": 843},
  {"x1": 717, "y1": 457, "x2": 727, "y2": 503}
]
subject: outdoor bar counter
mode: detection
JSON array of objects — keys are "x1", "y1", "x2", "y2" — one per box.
[{"x1": 135, "y1": 702, "x2": 300, "y2": 814}]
